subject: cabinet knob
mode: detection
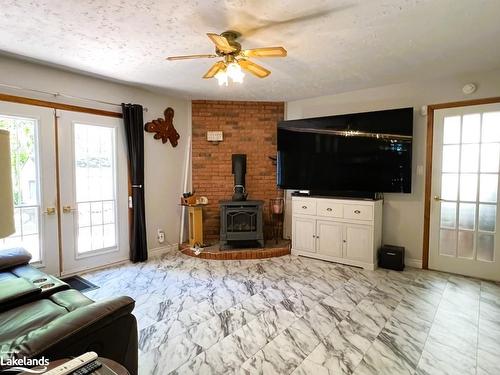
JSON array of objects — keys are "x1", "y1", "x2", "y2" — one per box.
[
  {"x1": 354, "y1": 210, "x2": 361, "y2": 214},
  {"x1": 302, "y1": 205, "x2": 308, "y2": 209},
  {"x1": 343, "y1": 240, "x2": 347, "y2": 243},
  {"x1": 326, "y1": 208, "x2": 333, "y2": 212}
]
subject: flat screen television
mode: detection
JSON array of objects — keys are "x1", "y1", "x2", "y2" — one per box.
[{"x1": 277, "y1": 107, "x2": 413, "y2": 195}]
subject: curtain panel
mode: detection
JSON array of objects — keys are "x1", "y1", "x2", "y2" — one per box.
[{"x1": 122, "y1": 103, "x2": 148, "y2": 262}]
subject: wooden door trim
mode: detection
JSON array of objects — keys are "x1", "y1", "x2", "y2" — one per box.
[
  {"x1": 422, "y1": 96, "x2": 500, "y2": 269},
  {"x1": 0, "y1": 93, "x2": 122, "y2": 118},
  {"x1": 1, "y1": 92, "x2": 130, "y2": 271}
]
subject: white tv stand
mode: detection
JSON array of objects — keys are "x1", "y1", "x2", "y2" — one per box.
[{"x1": 291, "y1": 195, "x2": 382, "y2": 270}]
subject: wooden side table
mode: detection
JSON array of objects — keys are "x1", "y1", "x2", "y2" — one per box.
[{"x1": 188, "y1": 205, "x2": 204, "y2": 246}]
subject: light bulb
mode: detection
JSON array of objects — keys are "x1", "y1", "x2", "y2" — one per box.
[
  {"x1": 214, "y1": 70, "x2": 228, "y2": 86},
  {"x1": 231, "y1": 70, "x2": 245, "y2": 84},
  {"x1": 226, "y1": 62, "x2": 245, "y2": 84},
  {"x1": 226, "y1": 62, "x2": 241, "y2": 75}
]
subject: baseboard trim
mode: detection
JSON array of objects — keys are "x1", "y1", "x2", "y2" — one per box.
[
  {"x1": 68, "y1": 258, "x2": 130, "y2": 277},
  {"x1": 149, "y1": 243, "x2": 179, "y2": 258},
  {"x1": 292, "y1": 249, "x2": 376, "y2": 270},
  {"x1": 405, "y1": 258, "x2": 422, "y2": 269}
]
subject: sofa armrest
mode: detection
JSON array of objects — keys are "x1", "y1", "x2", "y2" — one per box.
[
  {"x1": 0, "y1": 248, "x2": 32, "y2": 271},
  {"x1": 5, "y1": 296, "x2": 135, "y2": 356},
  {"x1": 0, "y1": 278, "x2": 41, "y2": 311}
]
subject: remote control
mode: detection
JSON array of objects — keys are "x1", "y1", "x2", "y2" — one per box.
[
  {"x1": 72, "y1": 360, "x2": 102, "y2": 375},
  {"x1": 44, "y1": 352, "x2": 98, "y2": 375}
]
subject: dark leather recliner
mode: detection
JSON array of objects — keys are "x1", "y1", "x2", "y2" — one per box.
[{"x1": 0, "y1": 248, "x2": 138, "y2": 374}]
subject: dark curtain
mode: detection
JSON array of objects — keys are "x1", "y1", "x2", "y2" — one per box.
[{"x1": 122, "y1": 103, "x2": 148, "y2": 262}]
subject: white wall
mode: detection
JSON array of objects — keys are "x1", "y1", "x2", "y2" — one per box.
[
  {"x1": 0, "y1": 56, "x2": 190, "y2": 253},
  {"x1": 3, "y1": 55, "x2": 499, "y2": 266},
  {"x1": 286, "y1": 68, "x2": 500, "y2": 267}
]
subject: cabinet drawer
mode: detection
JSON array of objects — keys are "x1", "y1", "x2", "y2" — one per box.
[
  {"x1": 293, "y1": 200, "x2": 317, "y2": 215},
  {"x1": 317, "y1": 200, "x2": 343, "y2": 218},
  {"x1": 343, "y1": 204, "x2": 373, "y2": 221}
]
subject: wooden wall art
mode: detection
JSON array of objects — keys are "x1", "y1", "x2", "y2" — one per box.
[{"x1": 144, "y1": 107, "x2": 180, "y2": 146}]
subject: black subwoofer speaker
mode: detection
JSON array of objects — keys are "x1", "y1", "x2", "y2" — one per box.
[{"x1": 378, "y1": 245, "x2": 405, "y2": 271}]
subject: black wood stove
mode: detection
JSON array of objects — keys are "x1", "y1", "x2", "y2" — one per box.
[
  {"x1": 219, "y1": 154, "x2": 264, "y2": 249},
  {"x1": 219, "y1": 200, "x2": 264, "y2": 249}
]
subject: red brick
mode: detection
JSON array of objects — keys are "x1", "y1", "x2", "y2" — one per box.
[{"x1": 192, "y1": 100, "x2": 284, "y2": 240}]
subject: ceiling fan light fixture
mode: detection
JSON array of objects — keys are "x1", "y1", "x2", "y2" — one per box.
[
  {"x1": 227, "y1": 62, "x2": 245, "y2": 84},
  {"x1": 214, "y1": 69, "x2": 229, "y2": 86},
  {"x1": 166, "y1": 31, "x2": 285, "y2": 84}
]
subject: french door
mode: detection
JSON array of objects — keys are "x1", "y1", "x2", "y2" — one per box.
[
  {"x1": 0, "y1": 102, "x2": 59, "y2": 274},
  {"x1": 429, "y1": 103, "x2": 500, "y2": 281},
  {"x1": 57, "y1": 110, "x2": 129, "y2": 275},
  {"x1": 0, "y1": 102, "x2": 129, "y2": 275}
]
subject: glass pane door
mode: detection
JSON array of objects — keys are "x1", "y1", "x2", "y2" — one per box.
[
  {"x1": 430, "y1": 103, "x2": 500, "y2": 281},
  {"x1": 0, "y1": 102, "x2": 59, "y2": 275},
  {"x1": 57, "y1": 110, "x2": 129, "y2": 275},
  {"x1": 74, "y1": 124, "x2": 117, "y2": 254},
  {"x1": 0, "y1": 115, "x2": 41, "y2": 260},
  {"x1": 439, "y1": 113, "x2": 499, "y2": 261}
]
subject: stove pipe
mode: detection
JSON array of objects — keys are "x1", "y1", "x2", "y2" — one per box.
[{"x1": 232, "y1": 154, "x2": 248, "y2": 201}]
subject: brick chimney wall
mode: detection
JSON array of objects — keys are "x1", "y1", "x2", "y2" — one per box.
[{"x1": 191, "y1": 100, "x2": 285, "y2": 241}]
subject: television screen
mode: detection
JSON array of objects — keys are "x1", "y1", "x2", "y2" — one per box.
[{"x1": 277, "y1": 107, "x2": 413, "y2": 194}]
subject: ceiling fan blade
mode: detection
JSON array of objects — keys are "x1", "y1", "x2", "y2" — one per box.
[
  {"x1": 203, "y1": 61, "x2": 226, "y2": 79},
  {"x1": 238, "y1": 60, "x2": 271, "y2": 78},
  {"x1": 206, "y1": 33, "x2": 236, "y2": 53},
  {"x1": 238, "y1": 5, "x2": 353, "y2": 37},
  {"x1": 166, "y1": 54, "x2": 217, "y2": 61},
  {"x1": 241, "y1": 47, "x2": 287, "y2": 58}
]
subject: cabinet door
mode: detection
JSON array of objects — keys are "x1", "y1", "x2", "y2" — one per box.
[
  {"x1": 344, "y1": 224, "x2": 372, "y2": 262},
  {"x1": 292, "y1": 216, "x2": 316, "y2": 253},
  {"x1": 317, "y1": 220, "x2": 343, "y2": 257}
]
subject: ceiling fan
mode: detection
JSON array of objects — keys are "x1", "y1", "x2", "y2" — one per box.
[{"x1": 166, "y1": 31, "x2": 287, "y2": 86}]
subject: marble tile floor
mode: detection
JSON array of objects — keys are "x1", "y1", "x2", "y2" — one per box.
[{"x1": 82, "y1": 251, "x2": 500, "y2": 375}]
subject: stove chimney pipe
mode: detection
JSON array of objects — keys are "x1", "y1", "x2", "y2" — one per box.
[{"x1": 232, "y1": 154, "x2": 248, "y2": 201}]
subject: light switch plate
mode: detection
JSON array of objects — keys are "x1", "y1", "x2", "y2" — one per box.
[
  {"x1": 207, "y1": 131, "x2": 223, "y2": 142},
  {"x1": 417, "y1": 165, "x2": 424, "y2": 176}
]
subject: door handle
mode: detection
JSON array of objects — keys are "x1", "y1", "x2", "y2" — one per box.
[
  {"x1": 43, "y1": 207, "x2": 56, "y2": 215},
  {"x1": 62, "y1": 205, "x2": 77, "y2": 214},
  {"x1": 434, "y1": 196, "x2": 442, "y2": 201}
]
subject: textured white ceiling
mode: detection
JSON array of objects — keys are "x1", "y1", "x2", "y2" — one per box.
[{"x1": 1, "y1": 0, "x2": 500, "y2": 101}]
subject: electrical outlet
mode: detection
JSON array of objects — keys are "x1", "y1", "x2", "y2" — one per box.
[{"x1": 157, "y1": 229, "x2": 165, "y2": 244}]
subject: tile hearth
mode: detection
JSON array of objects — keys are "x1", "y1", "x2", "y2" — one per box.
[
  {"x1": 83, "y1": 250, "x2": 500, "y2": 375},
  {"x1": 179, "y1": 240, "x2": 290, "y2": 260}
]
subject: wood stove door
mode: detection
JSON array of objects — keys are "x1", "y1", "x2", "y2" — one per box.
[
  {"x1": 224, "y1": 207, "x2": 261, "y2": 240},
  {"x1": 226, "y1": 208, "x2": 256, "y2": 239}
]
